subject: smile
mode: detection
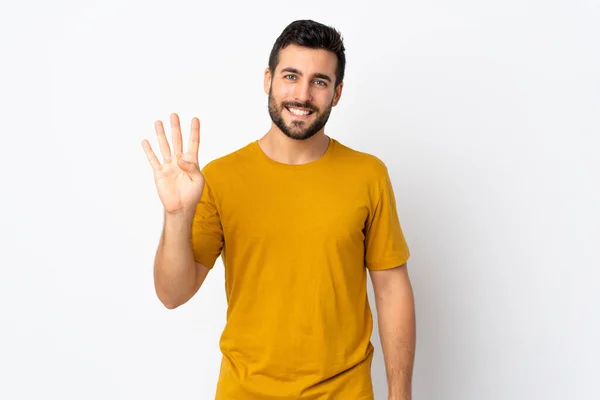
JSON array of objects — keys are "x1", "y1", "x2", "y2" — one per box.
[{"x1": 286, "y1": 106, "x2": 314, "y2": 118}]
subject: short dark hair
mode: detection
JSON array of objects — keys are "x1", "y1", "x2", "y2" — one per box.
[{"x1": 268, "y1": 19, "x2": 346, "y2": 88}]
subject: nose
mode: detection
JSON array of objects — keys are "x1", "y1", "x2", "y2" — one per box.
[{"x1": 293, "y1": 79, "x2": 312, "y2": 104}]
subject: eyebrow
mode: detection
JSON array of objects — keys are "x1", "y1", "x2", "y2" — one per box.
[{"x1": 280, "y1": 67, "x2": 332, "y2": 83}]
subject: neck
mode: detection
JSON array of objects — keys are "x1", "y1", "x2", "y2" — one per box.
[{"x1": 258, "y1": 126, "x2": 330, "y2": 165}]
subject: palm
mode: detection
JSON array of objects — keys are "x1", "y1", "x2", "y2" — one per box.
[{"x1": 142, "y1": 113, "x2": 204, "y2": 215}]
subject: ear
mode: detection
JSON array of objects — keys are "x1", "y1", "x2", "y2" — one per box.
[
  {"x1": 332, "y1": 81, "x2": 344, "y2": 107},
  {"x1": 264, "y1": 68, "x2": 272, "y2": 95}
]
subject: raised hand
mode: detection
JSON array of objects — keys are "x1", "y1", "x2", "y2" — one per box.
[{"x1": 142, "y1": 113, "x2": 205, "y2": 216}]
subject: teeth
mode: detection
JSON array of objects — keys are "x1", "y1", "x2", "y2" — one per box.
[{"x1": 288, "y1": 107, "x2": 311, "y2": 116}]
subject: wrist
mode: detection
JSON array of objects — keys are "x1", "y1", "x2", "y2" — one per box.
[
  {"x1": 163, "y1": 209, "x2": 194, "y2": 234},
  {"x1": 388, "y1": 389, "x2": 411, "y2": 400},
  {"x1": 164, "y1": 208, "x2": 195, "y2": 221}
]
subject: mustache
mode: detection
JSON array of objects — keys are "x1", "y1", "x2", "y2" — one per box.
[{"x1": 282, "y1": 101, "x2": 318, "y2": 112}]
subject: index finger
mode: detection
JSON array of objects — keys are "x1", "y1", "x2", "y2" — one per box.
[{"x1": 188, "y1": 117, "x2": 200, "y2": 161}]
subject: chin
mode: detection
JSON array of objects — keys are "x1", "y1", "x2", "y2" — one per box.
[{"x1": 284, "y1": 128, "x2": 319, "y2": 141}]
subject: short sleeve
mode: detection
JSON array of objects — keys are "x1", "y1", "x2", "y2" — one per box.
[
  {"x1": 364, "y1": 169, "x2": 410, "y2": 270},
  {"x1": 190, "y1": 171, "x2": 224, "y2": 270}
]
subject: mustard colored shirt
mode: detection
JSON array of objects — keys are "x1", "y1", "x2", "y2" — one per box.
[{"x1": 191, "y1": 137, "x2": 410, "y2": 400}]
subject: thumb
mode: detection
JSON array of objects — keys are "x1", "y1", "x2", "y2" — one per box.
[{"x1": 177, "y1": 157, "x2": 203, "y2": 181}]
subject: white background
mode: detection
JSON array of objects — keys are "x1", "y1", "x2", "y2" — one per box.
[{"x1": 1, "y1": 0, "x2": 598, "y2": 399}]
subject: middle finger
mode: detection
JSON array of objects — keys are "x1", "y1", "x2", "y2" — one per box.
[{"x1": 170, "y1": 113, "x2": 183, "y2": 157}]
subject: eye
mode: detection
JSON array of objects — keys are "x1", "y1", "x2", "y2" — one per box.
[
  {"x1": 314, "y1": 80, "x2": 327, "y2": 87},
  {"x1": 284, "y1": 74, "x2": 296, "y2": 80}
]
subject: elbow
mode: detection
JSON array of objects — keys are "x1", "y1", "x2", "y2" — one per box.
[
  {"x1": 158, "y1": 295, "x2": 180, "y2": 309},
  {"x1": 155, "y1": 287, "x2": 183, "y2": 310},
  {"x1": 161, "y1": 299, "x2": 181, "y2": 309}
]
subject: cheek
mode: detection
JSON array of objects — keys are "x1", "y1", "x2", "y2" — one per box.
[
  {"x1": 278, "y1": 86, "x2": 295, "y2": 101},
  {"x1": 315, "y1": 92, "x2": 335, "y2": 109},
  {"x1": 272, "y1": 81, "x2": 296, "y2": 97}
]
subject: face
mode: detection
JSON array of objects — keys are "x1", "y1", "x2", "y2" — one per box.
[{"x1": 265, "y1": 44, "x2": 343, "y2": 141}]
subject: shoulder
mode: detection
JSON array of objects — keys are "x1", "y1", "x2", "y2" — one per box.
[
  {"x1": 200, "y1": 141, "x2": 255, "y2": 180},
  {"x1": 333, "y1": 138, "x2": 390, "y2": 181}
]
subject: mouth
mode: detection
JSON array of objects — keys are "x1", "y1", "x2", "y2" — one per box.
[{"x1": 285, "y1": 106, "x2": 315, "y2": 119}]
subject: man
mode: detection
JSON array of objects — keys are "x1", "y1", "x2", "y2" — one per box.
[{"x1": 142, "y1": 19, "x2": 415, "y2": 400}]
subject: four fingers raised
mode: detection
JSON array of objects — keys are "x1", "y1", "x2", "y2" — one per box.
[{"x1": 142, "y1": 113, "x2": 201, "y2": 170}]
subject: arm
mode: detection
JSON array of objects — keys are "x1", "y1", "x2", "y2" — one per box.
[
  {"x1": 369, "y1": 263, "x2": 416, "y2": 400},
  {"x1": 154, "y1": 210, "x2": 210, "y2": 309},
  {"x1": 142, "y1": 114, "x2": 211, "y2": 310}
]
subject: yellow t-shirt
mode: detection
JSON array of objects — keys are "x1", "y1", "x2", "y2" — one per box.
[{"x1": 191, "y1": 136, "x2": 410, "y2": 400}]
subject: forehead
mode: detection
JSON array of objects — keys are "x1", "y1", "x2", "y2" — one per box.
[{"x1": 275, "y1": 44, "x2": 337, "y2": 76}]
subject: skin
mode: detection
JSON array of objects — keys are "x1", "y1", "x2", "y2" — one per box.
[
  {"x1": 370, "y1": 264, "x2": 416, "y2": 400},
  {"x1": 142, "y1": 43, "x2": 416, "y2": 399},
  {"x1": 142, "y1": 115, "x2": 210, "y2": 309},
  {"x1": 259, "y1": 44, "x2": 343, "y2": 165}
]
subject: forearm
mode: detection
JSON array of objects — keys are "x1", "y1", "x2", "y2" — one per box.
[
  {"x1": 154, "y1": 210, "x2": 197, "y2": 308},
  {"x1": 375, "y1": 283, "x2": 416, "y2": 400}
]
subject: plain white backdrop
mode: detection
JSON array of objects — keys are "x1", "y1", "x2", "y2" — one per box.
[{"x1": 1, "y1": 0, "x2": 598, "y2": 399}]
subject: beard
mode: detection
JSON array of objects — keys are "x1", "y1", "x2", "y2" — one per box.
[{"x1": 268, "y1": 86, "x2": 334, "y2": 141}]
